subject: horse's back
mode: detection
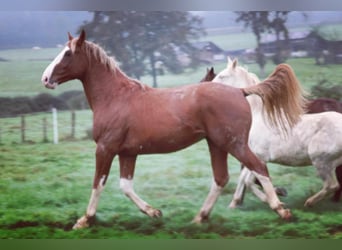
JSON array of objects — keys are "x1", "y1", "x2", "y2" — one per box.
[
  {"x1": 195, "y1": 82, "x2": 252, "y2": 147},
  {"x1": 196, "y1": 82, "x2": 250, "y2": 119},
  {"x1": 250, "y1": 111, "x2": 342, "y2": 165},
  {"x1": 303, "y1": 112, "x2": 342, "y2": 159},
  {"x1": 307, "y1": 98, "x2": 342, "y2": 114}
]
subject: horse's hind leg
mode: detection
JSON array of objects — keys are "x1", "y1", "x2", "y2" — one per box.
[
  {"x1": 193, "y1": 141, "x2": 228, "y2": 224},
  {"x1": 230, "y1": 145, "x2": 291, "y2": 220},
  {"x1": 332, "y1": 165, "x2": 342, "y2": 202},
  {"x1": 304, "y1": 174, "x2": 339, "y2": 206},
  {"x1": 119, "y1": 155, "x2": 162, "y2": 218},
  {"x1": 304, "y1": 160, "x2": 339, "y2": 207}
]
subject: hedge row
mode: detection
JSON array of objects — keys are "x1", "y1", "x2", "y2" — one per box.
[{"x1": 0, "y1": 91, "x2": 89, "y2": 117}]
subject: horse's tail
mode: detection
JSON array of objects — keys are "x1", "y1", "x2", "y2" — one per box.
[{"x1": 242, "y1": 64, "x2": 307, "y2": 132}]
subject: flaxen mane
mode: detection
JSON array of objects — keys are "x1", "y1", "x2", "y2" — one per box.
[
  {"x1": 83, "y1": 41, "x2": 117, "y2": 72},
  {"x1": 82, "y1": 41, "x2": 146, "y2": 89}
]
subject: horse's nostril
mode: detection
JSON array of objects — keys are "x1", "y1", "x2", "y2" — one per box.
[{"x1": 44, "y1": 76, "x2": 48, "y2": 83}]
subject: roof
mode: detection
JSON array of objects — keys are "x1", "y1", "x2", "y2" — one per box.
[
  {"x1": 260, "y1": 31, "x2": 310, "y2": 43},
  {"x1": 191, "y1": 41, "x2": 225, "y2": 53}
]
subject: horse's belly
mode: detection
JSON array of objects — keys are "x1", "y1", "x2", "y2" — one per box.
[
  {"x1": 268, "y1": 153, "x2": 312, "y2": 166},
  {"x1": 265, "y1": 141, "x2": 312, "y2": 166},
  {"x1": 120, "y1": 129, "x2": 205, "y2": 155},
  {"x1": 250, "y1": 134, "x2": 311, "y2": 166}
]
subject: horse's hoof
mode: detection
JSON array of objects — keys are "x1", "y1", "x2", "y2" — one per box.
[
  {"x1": 304, "y1": 198, "x2": 315, "y2": 207},
  {"x1": 72, "y1": 215, "x2": 90, "y2": 230},
  {"x1": 191, "y1": 213, "x2": 209, "y2": 224},
  {"x1": 152, "y1": 209, "x2": 163, "y2": 218},
  {"x1": 145, "y1": 206, "x2": 162, "y2": 218},
  {"x1": 275, "y1": 187, "x2": 288, "y2": 197},
  {"x1": 280, "y1": 209, "x2": 292, "y2": 221},
  {"x1": 228, "y1": 201, "x2": 238, "y2": 209},
  {"x1": 191, "y1": 216, "x2": 203, "y2": 225}
]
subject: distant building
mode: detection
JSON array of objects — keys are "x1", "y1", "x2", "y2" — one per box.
[
  {"x1": 255, "y1": 29, "x2": 342, "y2": 64},
  {"x1": 307, "y1": 31, "x2": 342, "y2": 64},
  {"x1": 191, "y1": 41, "x2": 226, "y2": 63}
]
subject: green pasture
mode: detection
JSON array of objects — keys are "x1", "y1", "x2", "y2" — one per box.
[
  {"x1": 0, "y1": 32, "x2": 342, "y2": 98},
  {"x1": 0, "y1": 133, "x2": 342, "y2": 239},
  {"x1": 199, "y1": 32, "x2": 256, "y2": 51}
]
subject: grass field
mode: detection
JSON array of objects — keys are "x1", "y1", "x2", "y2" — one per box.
[
  {"x1": 1, "y1": 135, "x2": 342, "y2": 239},
  {"x1": 0, "y1": 31, "x2": 342, "y2": 239}
]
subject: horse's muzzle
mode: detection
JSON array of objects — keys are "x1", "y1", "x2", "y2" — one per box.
[{"x1": 42, "y1": 76, "x2": 58, "y2": 89}]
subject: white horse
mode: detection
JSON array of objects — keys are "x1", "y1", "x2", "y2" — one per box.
[{"x1": 213, "y1": 58, "x2": 342, "y2": 207}]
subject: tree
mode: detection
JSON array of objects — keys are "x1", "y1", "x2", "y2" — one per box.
[
  {"x1": 235, "y1": 11, "x2": 290, "y2": 76},
  {"x1": 79, "y1": 11, "x2": 205, "y2": 87}
]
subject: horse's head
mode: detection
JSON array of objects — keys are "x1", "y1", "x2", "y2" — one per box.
[
  {"x1": 41, "y1": 30, "x2": 88, "y2": 89},
  {"x1": 200, "y1": 67, "x2": 216, "y2": 82},
  {"x1": 213, "y1": 57, "x2": 259, "y2": 88}
]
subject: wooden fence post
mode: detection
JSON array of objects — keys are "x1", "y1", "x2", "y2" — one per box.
[
  {"x1": 52, "y1": 108, "x2": 58, "y2": 144},
  {"x1": 21, "y1": 115, "x2": 25, "y2": 143},
  {"x1": 43, "y1": 117, "x2": 48, "y2": 143},
  {"x1": 71, "y1": 110, "x2": 76, "y2": 139}
]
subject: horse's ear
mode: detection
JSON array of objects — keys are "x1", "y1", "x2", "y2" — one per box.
[
  {"x1": 232, "y1": 58, "x2": 238, "y2": 69},
  {"x1": 76, "y1": 30, "x2": 86, "y2": 47},
  {"x1": 68, "y1": 32, "x2": 74, "y2": 41},
  {"x1": 227, "y1": 56, "x2": 232, "y2": 67},
  {"x1": 209, "y1": 67, "x2": 214, "y2": 74}
]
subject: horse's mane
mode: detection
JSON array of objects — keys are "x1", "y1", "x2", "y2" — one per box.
[
  {"x1": 237, "y1": 66, "x2": 260, "y2": 86},
  {"x1": 81, "y1": 41, "x2": 118, "y2": 72},
  {"x1": 82, "y1": 41, "x2": 146, "y2": 89}
]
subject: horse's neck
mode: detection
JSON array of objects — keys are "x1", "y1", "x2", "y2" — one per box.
[
  {"x1": 241, "y1": 72, "x2": 264, "y2": 115},
  {"x1": 81, "y1": 64, "x2": 137, "y2": 111},
  {"x1": 247, "y1": 95, "x2": 263, "y2": 114}
]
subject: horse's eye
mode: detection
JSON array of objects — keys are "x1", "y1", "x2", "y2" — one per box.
[{"x1": 64, "y1": 50, "x2": 72, "y2": 57}]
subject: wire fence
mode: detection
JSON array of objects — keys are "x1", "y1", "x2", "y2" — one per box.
[{"x1": 0, "y1": 109, "x2": 93, "y2": 145}]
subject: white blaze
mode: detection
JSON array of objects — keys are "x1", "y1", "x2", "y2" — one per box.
[{"x1": 41, "y1": 46, "x2": 70, "y2": 87}]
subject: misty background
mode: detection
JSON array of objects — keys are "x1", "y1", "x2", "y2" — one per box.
[{"x1": 0, "y1": 11, "x2": 341, "y2": 49}]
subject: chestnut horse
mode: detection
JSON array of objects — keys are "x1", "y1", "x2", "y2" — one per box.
[
  {"x1": 211, "y1": 58, "x2": 342, "y2": 208},
  {"x1": 41, "y1": 31, "x2": 306, "y2": 229},
  {"x1": 201, "y1": 67, "x2": 342, "y2": 202}
]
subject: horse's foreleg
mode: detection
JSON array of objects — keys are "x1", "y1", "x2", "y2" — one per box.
[
  {"x1": 231, "y1": 146, "x2": 291, "y2": 220},
  {"x1": 229, "y1": 166, "x2": 249, "y2": 208},
  {"x1": 73, "y1": 145, "x2": 115, "y2": 229},
  {"x1": 230, "y1": 167, "x2": 268, "y2": 208},
  {"x1": 119, "y1": 155, "x2": 162, "y2": 218},
  {"x1": 193, "y1": 142, "x2": 228, "y2": 224}
]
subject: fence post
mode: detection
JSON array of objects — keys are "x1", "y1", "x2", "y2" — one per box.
[
  {"x1": 52, "y1": 108, "x2": 58, "y2": 144},
  {"x1": 71, "y1": 110, "x2": 76, "y2": 139},
  {"x1": 21, "y1": 115, "x2": 26, "y2": 143},
  {"x1": 42, "y1": 117, "x2": 48, "y2": 143}
]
